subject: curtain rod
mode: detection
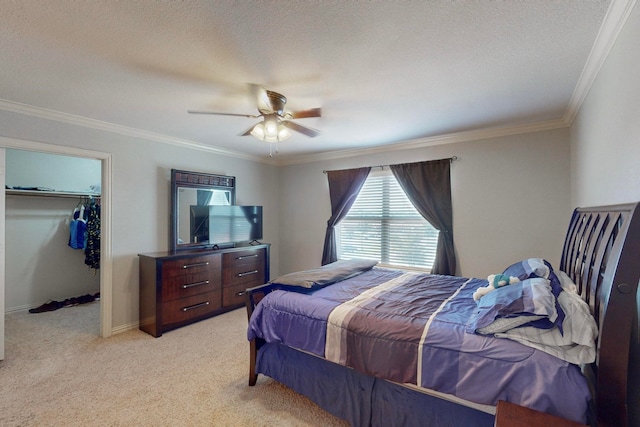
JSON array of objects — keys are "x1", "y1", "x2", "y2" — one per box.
[{"x1": 322, "y1": 156, "x2": 458, "y2": 174}]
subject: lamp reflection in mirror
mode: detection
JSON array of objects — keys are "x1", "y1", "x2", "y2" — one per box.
[{"x1": 250, "y1": 115, "x2": 292, "y2": 156}]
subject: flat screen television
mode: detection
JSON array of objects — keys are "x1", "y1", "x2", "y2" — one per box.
[{"x1": 189, "y1": 205, "x2": 263, "y2": 247}]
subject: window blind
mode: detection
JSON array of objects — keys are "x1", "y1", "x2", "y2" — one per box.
[{"x1": 338, "y1": 173, "x2": 439, "y2": 269}]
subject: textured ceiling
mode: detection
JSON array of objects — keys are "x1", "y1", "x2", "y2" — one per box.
[{"x1": 0, "y1": 1, "x2": 616, "y2": 164}]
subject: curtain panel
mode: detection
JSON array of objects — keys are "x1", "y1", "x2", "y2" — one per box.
[
  {"x1": 321, "y1": 167, "x2": 371, "y2": 265},
  {"x1": 390, "y1": 159, "x2": 456, "y2": 275}
]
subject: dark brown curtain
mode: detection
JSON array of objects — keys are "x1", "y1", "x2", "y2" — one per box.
[
  {"x1": 321, "y1": 167, "x2": 371, "y2": 265},
  {"x1": 390, "y1": 159, "x2": 456, "y2": 275}
]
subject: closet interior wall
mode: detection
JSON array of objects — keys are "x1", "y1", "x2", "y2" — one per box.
[{"x1": 5, "y1": 150, "x2": 101, "y2": 312}]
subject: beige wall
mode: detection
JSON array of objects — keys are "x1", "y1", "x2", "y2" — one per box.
[
  {"x1": 570, "y1": 4, "x2": 640, "y2": 207},
  {"x1": 0, "y1": 110, "x2": 280, "y2": 331},
  {"x1": 5, "y1": 195, "x2": 101, "y2": 311},
  {"x1": 279, "y1": 128, "x2": 571, "y2": 280}
]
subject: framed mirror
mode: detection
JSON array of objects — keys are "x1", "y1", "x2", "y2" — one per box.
[{"x1": 170, "y1": 169, "x2": 236, "y2": 251}]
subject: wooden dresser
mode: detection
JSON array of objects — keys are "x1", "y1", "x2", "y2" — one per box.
[{"x1": 139, "y1": 244, "x2": 269, "y2": 337}]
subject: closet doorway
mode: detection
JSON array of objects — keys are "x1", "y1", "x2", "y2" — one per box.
[{"x1": 0, "y1": 137, "x2": 113, "y2": 361}]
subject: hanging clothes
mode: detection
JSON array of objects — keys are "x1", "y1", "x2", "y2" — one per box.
[
  {"x1": 84, "y1": 201, "x2": 100, "y2": 271},
  {"x1": 68, "y1": 204, "x2": 87, "y2": 249}
]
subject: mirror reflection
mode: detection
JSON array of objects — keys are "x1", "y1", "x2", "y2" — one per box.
[{"x1": 177, "y1": 188, "x2": 232, "y2": 245}]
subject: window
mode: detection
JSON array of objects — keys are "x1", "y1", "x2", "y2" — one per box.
[{"x1": 337, "y1": 171, "x2": 439, "y2": 270}]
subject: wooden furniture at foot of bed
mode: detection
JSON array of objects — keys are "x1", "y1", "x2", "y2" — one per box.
[
  {"x1": 494, "y1": 401, "x2": 588, "y2": 427},
  {"x1": 245, "y1": 283, "x2": 278, "y2": 386}
]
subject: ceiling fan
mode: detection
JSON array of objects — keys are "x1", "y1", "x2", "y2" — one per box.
[{"x1": 188, "y1": 85, "x2": 321, "y2": 146}]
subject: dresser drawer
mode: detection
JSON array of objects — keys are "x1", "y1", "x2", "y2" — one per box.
[
  {"x1": 223, "y1": 263, "x2": 265, "y2": 288},
  {"x1": 222, "y1": 281, "x2": 258, "y2": 307},
  {"x1": 222, "y1": 248, "x2": 266, "y2": 289},
  {"x1": 161, "y1": 254, "x2": 221, "y2": 278},
  {"x1": 161, "y1": 270, "x2": 222, "y2": 302},
  {"x1": 223, "y1": 249, "x2": 265, "y2": 268},
  {"x1": 161, "y1": 290, "x2": 222, "y2": 326}
]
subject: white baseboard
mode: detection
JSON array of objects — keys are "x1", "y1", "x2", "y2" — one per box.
[
  {"x1": 5, "y1": 304, "x2": 32, "y2": 314},
  {"x1": 5, "y1": 304, "x2": 138, "y2": 337},
  {"x1": 111, "y1": 321, "x2": 139, "y2": 335}
]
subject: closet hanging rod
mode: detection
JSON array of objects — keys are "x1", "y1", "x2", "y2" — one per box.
[{"x1": 5, "y1": 189, "x2": 101, "y2": 199}]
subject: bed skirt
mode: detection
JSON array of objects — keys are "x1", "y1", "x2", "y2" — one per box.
[{"x1": 256, "y1": 342, "x2": 495, "y2": 427}]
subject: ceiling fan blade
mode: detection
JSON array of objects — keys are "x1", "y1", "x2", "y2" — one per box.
[
  {"x1": 282, "y1": 121, "x2": 321, "y2": 138},
  {"x1": 288, "y1": 108, "x2": 322, "y2": 119},
  {"x1": 187, "y1": 110, "x2": 259, "y2": 118},
  {"x1": 239, "y1": 123, "x2": 257, "y2": 136}
]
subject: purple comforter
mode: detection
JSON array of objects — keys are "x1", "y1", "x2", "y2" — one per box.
[{"x1": 247, "y1": 267, "x2": 591, "y2": 423}]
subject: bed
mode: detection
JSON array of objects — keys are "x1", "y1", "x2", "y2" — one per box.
[{"x1": 245, "y1": 203, "x2": 640, "y2": 427}]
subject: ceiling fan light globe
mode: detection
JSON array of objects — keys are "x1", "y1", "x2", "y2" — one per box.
[
  {"x1": 264, "y1": 119, "x2": 279, "y2": 138},
  {"x1": 277, "y1": 124, "x2": 292, "y2": 141},
  {"x1": 250, "y1": 122, "x2": 266, "y2": 140}
]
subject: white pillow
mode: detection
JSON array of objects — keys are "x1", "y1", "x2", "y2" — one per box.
[{"x1": 555, "y1": 270, "x2": 577, "y2": 293}]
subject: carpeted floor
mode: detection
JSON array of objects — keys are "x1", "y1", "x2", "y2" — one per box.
[{"x1": 0, "y1": 303, "x2": 349, "y2": 427}]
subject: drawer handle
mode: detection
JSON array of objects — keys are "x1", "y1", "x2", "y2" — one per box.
[
  {"x1": 181, "y1": 301, "x2": 210, "y2": 312},
  {"x1": 238, "y1": 269, "x2": 258, "y2": 277},
  {"x1": 183, "y1": 261, "x2": 209, "y2": 269},
  {"x1": 237, "y1": 254, "x2": 258, "y2": 260},
  {"x1": 236, "y1": 291, "x2": 245, "y2": 297},
  {"x1": 182, "y1": 280, "x2": 209, "y2": 289}
]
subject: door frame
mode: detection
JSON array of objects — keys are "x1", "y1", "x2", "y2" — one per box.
[
  {"x1": 0, "y1": 136, "x2": 113, "y2": 348},
  {"x1": 0, "y1": 148, "x2": 5, "y2": 359}
]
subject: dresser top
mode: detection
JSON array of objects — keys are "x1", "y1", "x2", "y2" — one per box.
[{"x1": 139, "y1": 242, "x2": 269, "y2": 260}]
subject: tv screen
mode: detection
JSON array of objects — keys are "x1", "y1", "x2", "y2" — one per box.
[{"x1": 190, "y1": 205, "x2": 263, "y2": 246}]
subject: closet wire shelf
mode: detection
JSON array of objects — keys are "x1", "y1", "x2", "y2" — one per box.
[{"x1": 5, "y1": 189, "x2": 101, "y2": 199}]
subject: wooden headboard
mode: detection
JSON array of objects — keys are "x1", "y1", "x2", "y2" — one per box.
[{"x1": 560, "y1": 202, "x2": 640, "y2": 427}]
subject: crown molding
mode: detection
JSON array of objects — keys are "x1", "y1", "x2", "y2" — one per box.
[
  {"x1": 0, "y1": 97, "x2": 570, "y2": 167},
  {"x1": 564, "y1": 0, "x2": 638, "y2": 124},
  {"x1": 0, "y1": 99, "x2": 272, "y2": 164},
  {"x1": 275, "y1": 118, "x2": 569, "y2": 166}
]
